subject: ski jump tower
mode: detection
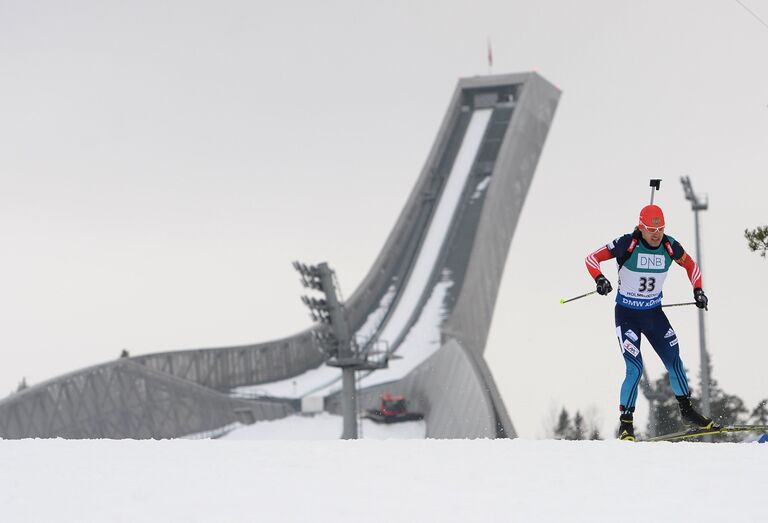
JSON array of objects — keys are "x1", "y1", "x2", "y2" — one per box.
[{"x1": 0, "y1": 73, "x2": 560, "y2": 439}]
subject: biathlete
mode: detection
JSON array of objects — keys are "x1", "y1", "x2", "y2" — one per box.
[{"x1": 585, "y1": 204, "x2": 717, "y2": 441}]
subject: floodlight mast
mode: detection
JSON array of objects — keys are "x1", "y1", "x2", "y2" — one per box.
[
  {"x1": 680, "y1": 176, "x2": 711, "y2": 417},
  {"x1": 295, "y1": 261, "x2": 358, "y2": 439},
  {"x1": 315, "y1": 263, "x2": 359, "y2": 440},
  {"x1": 294, "y1": 260, "x2": 388, "y2": 439}
]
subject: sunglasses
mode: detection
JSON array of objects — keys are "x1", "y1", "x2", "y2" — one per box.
[{"x1": 640, "y1": 223, "x2": 665, "y2": 233}]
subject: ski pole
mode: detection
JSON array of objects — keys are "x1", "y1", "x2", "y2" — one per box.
[
  {"x1": 662, "y1": 301, "x2": 696, "y2": 308},
  {"x1": 560, "y1": 290, "x2": 597, "y2": 304},
  {"x1": 662, "y1": 301, "x2": 708, "y2": 311}
]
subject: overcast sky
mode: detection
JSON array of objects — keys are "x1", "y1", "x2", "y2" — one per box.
[{"x1": 1, "y1": 0, "x2": 767, "y2": 438}]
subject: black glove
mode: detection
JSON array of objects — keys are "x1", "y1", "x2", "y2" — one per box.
[
  {"x1": 595, "y1": 275, "x2": 613, "y2": 296},
  {"x1": 694, "y1": 288, "x2": 708, "y2": 310}
]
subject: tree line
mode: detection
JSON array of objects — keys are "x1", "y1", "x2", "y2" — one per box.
[{"x1": 548, "y1": 372, "x2": 767, "y2": 441}]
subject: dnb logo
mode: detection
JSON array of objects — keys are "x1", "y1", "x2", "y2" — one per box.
[{"x1": 638, "y1": 253, "x2": 665, "y2": 270}]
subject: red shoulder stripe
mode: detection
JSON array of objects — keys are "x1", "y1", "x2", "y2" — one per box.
[
  {"x1": 678, "y1": 252, "x2": 703, "y2": 288},
  {"x1": 585, "y1": 245, "x2": 614, "y2": 279}
]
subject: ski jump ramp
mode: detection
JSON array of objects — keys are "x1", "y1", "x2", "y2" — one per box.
[{"x1": 0, "y1": 73, "x2": 560, "y2": 439}]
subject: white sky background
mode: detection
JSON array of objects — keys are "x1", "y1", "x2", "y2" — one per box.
[{"x1": 1, "y1": 0, "x2": 767, "y2": 439}]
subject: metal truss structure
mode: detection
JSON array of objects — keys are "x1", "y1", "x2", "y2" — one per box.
[{"x1": 0, "y1": 73, "x2": 560, "y2": 439}]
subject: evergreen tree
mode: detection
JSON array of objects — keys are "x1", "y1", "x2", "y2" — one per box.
[
  {"x1": 708, "y1": 387, "x2": 748, "y2": 427},
  {"x1": 554, "y1": 408, "x2": 572, "y2": 440},
  {"x1": 570, "y1": 411, "x2": 585, "y2": 440},
  {"x1": 645, "y1": 361, "x2": 749, "y2": 438},
  {"x1": 745, "y1": 226, "x2": 768, "y2": 257},
  {"x1": 704, "y1": 378, "x2": 749, "y2": 442},
  {"x1": 546, "y1": 405, "x2": 602, "y2": 440},
  {"x1": 750, "y1": 399, "x2": 768, "y2": 425},
  {"x1": 700, "y1": 357, "x2": 749, "y2": 427}
]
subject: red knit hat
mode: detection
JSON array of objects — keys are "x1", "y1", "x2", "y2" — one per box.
[{"x1": 639, "y1": 205, "x2": 665, "y2": 229}]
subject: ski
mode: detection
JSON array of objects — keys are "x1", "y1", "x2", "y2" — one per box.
[{"x1": 646, "y1": 425, "x2": 768, "y2": 442}]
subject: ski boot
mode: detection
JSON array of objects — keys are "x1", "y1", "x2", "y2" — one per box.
[
  {"x1": 676, "y1": 395, "x2": 720, "y2": 430},
  {"x1": 618, "y1": 412, "x2": 636, "y2": 441}
]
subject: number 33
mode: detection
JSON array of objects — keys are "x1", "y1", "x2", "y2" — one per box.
[{"x1": 639, "y1": 277, "x2": 656, "y2": 292}]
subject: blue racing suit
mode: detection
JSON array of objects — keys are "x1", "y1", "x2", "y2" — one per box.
[{"x1": 586, "y1": 230, "x2": 703, "y2": 412}]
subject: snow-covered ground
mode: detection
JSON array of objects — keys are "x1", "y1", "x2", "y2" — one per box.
[
  {"x1": 1, "y1": 437, "x2": 764, "y2": 523},
  {"x1": 232, "y1": 364, "x2": 341, "y2": 399}
]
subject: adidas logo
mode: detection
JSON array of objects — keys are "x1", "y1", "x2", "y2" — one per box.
[{"x1": 664, "y1": 328, "x2": 675, "y2": 339}]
